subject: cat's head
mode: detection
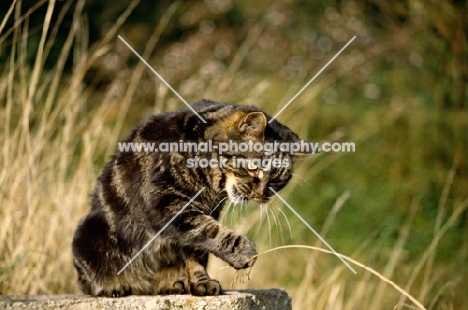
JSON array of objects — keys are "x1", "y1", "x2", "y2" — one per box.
[{"x1": 209, "y1": 108, "x2": 317, "y2": 204}]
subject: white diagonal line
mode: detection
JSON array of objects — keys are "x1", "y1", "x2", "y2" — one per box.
[
  {"x1": 117, "y1": 187, "x2": 206, "y2": 275},
  {"x1": 269, "y1": 36, "x2": 356, "y2": 123},
  {"x1": 117, "y1": 35, "x2": 207, "y2": 123},
  {"x1": 269, "y1": 187, "x2": 357, "y2": 274}
]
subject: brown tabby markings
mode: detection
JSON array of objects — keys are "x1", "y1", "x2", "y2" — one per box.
[{"x1": 72, "y1": 99, "x2": 310, "y2": 297}]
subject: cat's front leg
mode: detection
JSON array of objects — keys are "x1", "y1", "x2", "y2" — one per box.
[{"x1": 167, "y1": 213, "x2": 258, "y2": 269}]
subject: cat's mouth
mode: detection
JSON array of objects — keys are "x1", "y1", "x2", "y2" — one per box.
[
  {"x1": 226, "y1": 183, "x2": 270, "y2": 204},
  {"x1": 225, "y1": 174, "x2": 271, "y2": 204}
]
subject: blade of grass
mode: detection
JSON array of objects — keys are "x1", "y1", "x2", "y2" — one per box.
[
  {"x1": 397, "y1": 196, "x2": 468, "y2": 306},
  {"x1": 249, "y1": 244, "x2": 426, "y2": 310}
]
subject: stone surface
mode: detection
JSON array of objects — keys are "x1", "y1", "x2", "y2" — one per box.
[{"x1": 0, "y1": 289, "x2": 291, "y2": 310}]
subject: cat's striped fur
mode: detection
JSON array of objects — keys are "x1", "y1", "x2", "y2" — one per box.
[{"x1": 72, "y1": 100, "x2": 309, "y2": 297}]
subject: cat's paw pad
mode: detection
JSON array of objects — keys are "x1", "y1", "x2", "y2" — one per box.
[{"x1": 190, "y1": 279, "x2": 221, "y2": 296}]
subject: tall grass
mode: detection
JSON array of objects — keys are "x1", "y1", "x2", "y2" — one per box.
[{"x1": 1, "y1": 1, "x2": 467, "y2": 309}]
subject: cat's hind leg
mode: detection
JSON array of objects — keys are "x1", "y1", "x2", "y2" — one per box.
[
  {"x1": 72, "y1": 209, "x2": 145, "y2": 296},
  {"x1": 153, "y1": 266, "x2": 189, "y2": 294}
]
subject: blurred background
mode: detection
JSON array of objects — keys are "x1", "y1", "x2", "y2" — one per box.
[{"x1": 1, "y1": 0, "x2": 467, "y2": 309}]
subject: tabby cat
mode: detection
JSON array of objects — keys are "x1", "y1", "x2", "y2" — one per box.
[{"x1": 72, "y1": 99, "x2": 312, "y2": 297}]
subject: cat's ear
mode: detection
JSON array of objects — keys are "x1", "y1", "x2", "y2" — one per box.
[{"x1": 238, "y1": 112, "x2": 267, "y2": 140}]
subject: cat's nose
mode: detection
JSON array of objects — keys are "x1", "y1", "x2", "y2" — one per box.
[
  {"x1": 251, "y1": 182, "x2": 272, "y2": 202},
  {"x1": 252, "y1": 184, "x2": 266, "y2": 198}
]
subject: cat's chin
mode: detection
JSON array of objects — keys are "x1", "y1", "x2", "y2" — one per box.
[
  {"x1": 228, "y1": 195, "x2": 248, "y2": 204},
  {"x1": 226, "y1": 185, "x2": 270, "y2": 204},
  {"x1": 226, "y1": 186, "x2": 248, "y2": 204},
  {"x1": 225, "y1": 181, "x2": 248, "y2": 205},
  {"x1": 252, "y1": 196, "x2": 270, "y2": 203}
]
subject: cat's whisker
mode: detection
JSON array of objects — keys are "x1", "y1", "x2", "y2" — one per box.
[
  {"x1": 212, "y1": 189, "x2": 227, "y2": 204},
  {"x1": 241, "y1": 200, "x2": 247, "y2": 220},
  {"x1": 220, "y1": 201, "x2": 233, "y2": 224},
  {"x1": 272, "y1": 207, "x2": 285, "y2": 247},
  {"x1": 268, "y1": 197, "x2": 291, "y2": 245},
  {"x1": 216, "y1": 188, "x2": 227, "y2": 197},
  {"x1": 291, "y1": 173, "x2": 314, "y2": 189},
  {"x1": 244, "y1": 201, "x2": 249, "y2": 221},
  {"x1": 273, "y1": 205, "x2": 283, "y2": 246},
  {"x1": 269, "y1": 187, "x2": 357, "y2": 274},
  {"x1": 210, "y1": 196, "x2": 228, "y2": 216},
  {"x1": 230, "y1": 202, "x2": 237, "y2": 228},
  {"x1": 264, "y1": 203, "x2": 272, "y2": 248},
  {"x1": 254, "y1": 204, "x2": 265, "y2": 239},
  {"x1": 237, "y1": 200, "x2": 244, "y2": 223},
  {"x1": 268, "y1": 207, "x2": 279, "y2": 250},
  {"x1": 228, "y1": 201, "x2": 235, "y2": 227},
  {"x1": 277, "y1": 207, "x2": 293, "y2": 244},
  {"x1": 288, "y1": 178, "x2": 307, "y2": 187}
]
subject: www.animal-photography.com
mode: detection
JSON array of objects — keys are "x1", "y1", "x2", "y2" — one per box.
[{"x1": 1, "y1": 1, "x2": 467, "y2": 309}]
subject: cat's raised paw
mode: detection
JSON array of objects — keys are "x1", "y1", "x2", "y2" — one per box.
[
  {"x1": 190, "y1": 279, "x2": 221, "y2": 296},
  {"x1": 227, "y1": 236, "x2": 258, "y2": 270}
]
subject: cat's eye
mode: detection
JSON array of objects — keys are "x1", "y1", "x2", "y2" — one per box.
[{"x1": 247, "y1": 160, "x2": 258, "y2": 171}]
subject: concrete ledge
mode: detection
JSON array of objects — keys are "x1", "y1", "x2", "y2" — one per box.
[{"x1": 0, "y1": 289, "x2": 291, "y2": 310}]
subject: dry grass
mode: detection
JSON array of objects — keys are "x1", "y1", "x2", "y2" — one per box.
[{"x1": 1, "y1": 2, "x2": 466, "y2": 309}]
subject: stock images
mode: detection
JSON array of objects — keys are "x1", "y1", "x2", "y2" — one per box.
[{"x1": 1, "y1": 1, "x2": 467, "y2": 309}]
